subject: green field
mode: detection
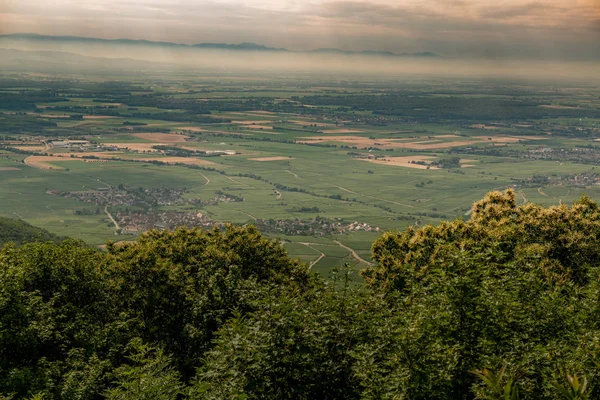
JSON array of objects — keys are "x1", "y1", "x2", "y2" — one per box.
[{"x1": 2, "y1": 72, "x2": 600, "y2": 272}]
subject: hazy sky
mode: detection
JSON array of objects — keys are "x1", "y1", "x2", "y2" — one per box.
[{"x1": 1, "y1": 0, "x2": 599, "y2": 59}]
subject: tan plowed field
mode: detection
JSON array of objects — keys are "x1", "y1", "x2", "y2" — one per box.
[
  {"x1": 132, "y1": 133, "x2": 189, "y2": 143},
  {"x1": 232, "y1": 120, "x2": 274, "y2": 124},
  {"x1": 299, "y1": 135, "x2": 542, "y2": 150},
  {"x1": 24, "y1": 155, "x2": 70, "y2": 170},
  {"x1": 360, "y1": 156, "x2": 440, "y2": 169},
  {"x1": 134, "y1": 157, "x2": 215, "y2": 166}
]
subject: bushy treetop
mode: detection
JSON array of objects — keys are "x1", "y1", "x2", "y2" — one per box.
[{"x1": 364, "y1": 189, "x2": 600, "y2": 292}]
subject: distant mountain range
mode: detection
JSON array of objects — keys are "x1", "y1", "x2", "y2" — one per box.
[
  {"x1": 0, "y1": 33, "x2": 440, "y2": 58},
  {"x1": 0, "y1": 48, "x2": 182, "y2": 72}
]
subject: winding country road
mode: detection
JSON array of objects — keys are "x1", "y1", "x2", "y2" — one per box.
[
  {"x1": 334, "y1": 240, "x2": 373, "y2": 266},
  {"x1": 297, "y1": 240, "x2": 373, "y2": 268},
  {"x1": 519, "y1": 190, "x2": 528, "y2": 204}
]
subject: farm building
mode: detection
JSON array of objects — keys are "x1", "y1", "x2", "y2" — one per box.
[
  {"x1": 49, "y1": 140, "x2": 69, "y2": 148},
  {"x1": 49, "y1": 140, "x2": 90, "y2": 148}
]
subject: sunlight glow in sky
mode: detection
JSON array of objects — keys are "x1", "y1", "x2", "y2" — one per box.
[{"x1": 1, "y1": 0, "x2": 599, "y2": 59}]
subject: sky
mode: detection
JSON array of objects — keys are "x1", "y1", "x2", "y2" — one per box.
[{"x1": 1, "y1": 0, "x2": 599, "y2": 59}]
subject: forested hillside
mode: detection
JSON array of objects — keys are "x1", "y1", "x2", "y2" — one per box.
[
  {"x1": 0, "y1": 217, "x2": 64, "y2": 246},
  {"x1": 2, "y1": 191, "x2": 600, "y2": 399}
]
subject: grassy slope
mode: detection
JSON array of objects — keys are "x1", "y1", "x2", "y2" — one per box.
[{"x1": 0, "y1": 216, "x2": 65, "y2": 246}]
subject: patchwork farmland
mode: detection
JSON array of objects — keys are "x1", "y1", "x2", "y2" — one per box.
[{"x1": 1, "y1": 72, "x2": 600, "y2": 273}]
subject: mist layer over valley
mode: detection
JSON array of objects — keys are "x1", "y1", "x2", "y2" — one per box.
[{"x1": 1, "y1": 35, "x2": 598, "y2": 82}]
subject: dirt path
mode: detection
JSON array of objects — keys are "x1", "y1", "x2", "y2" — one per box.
[
  {"x1": 274, "y1": 189, "x2": 282, "y2": 200},
  {"x1": 538, "y1": 187, "x2": 548, "y2": 197},
  {"x1": 519, "y1": 191, "x2": 528, "y2": 204},
  {"x1": 334, "y1": 240, "x2": 373, "y2": 266},
  {"x1": 104, "y1": 205, "x2": 121, "y2": 231},
  {"x1": 285, "y1": 170, "x2": 301, "y2": 179},
  {"x1": 191, "y1": 172, "x2": 211, "y2": 190},
  {"x1": 556, "y1": 189, "x2": 570, "y2": 203},
  {"x1": 299, "y1": 242, "x2": 325, "y2": 270},
  {"x1": 238, "y1": 210, "x2": 257, "y2": 221},
  {"x1": 199, "y1": 172, "x2": 210, "y2": 185},
  {"x1": 228, "y1": 177, "x2": 255, "y2": 189},
  {"x1": 557, "y1": 189, "x2": 572, "y2": 205},
  {"x1": 334, "y1": 185, "x2": 416, "y2": 209}
]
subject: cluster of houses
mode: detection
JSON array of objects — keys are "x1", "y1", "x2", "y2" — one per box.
[
  {"x1": 255, "y1": 217, "x2": 380, "y2": 237},
  {"x1": 113, "y1": 210, "x2": 215, "y2": 234}
]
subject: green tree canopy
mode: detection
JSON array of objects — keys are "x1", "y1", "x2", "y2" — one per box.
[
  {"x1": 102, "y1": 225, "x2": 308, "y2": 377},
  {"x1": 0, "y1": 225, "x2": 308, "y2": 398},
  {"x1": 361, "y1": 190, "x2": 600, "y2": 398},
  {"x1": 2, "y1": 195, "x2": 600, "y2": 399}
]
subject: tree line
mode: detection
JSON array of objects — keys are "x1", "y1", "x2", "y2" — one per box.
[{"x1": 2, "y1": 191, "x2": 600, "y2": 399}]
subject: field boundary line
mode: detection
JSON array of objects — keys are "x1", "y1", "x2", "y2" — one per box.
[{"x1": 334, "y1": 185, "x2": 416, "y2": 209}]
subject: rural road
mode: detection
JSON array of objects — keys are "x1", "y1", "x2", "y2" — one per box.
[
  {"x1": 104, "y1": 205, "x2": 121, "y2": 231},
  {"x1": 300, "y1": 242, "x2": 325, "y2": 269},
  {"x1": 299, "y1": 240, "x2": 373, "y2": 267},
  {"x1": 519, "y1": 191, "x2": 528, "y2": 204},
  {"x1": 228, "y1": 176, "x2": 255, "y2": 188},
  {"x1": 199, "y1": 172, "x2": 211, "y2": 185},
  {"x1": 190, "y1": 172, "x2": 211, "y2": 190},
  {"x1": 238, "y1": 210, "x2": 257, "y2": 221},
  {"x1": 23, "y1": 156, "x2": 37, "y2": 169},
  {"x1": 285, "y1": 170, "x2": 301, "y2": 179},
  {"x1": 334, "y1": 240, "x2": 373, "y2": 266}
]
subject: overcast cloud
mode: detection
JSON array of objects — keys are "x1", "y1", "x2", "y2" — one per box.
[{"x1": 1, "y1": 0, "x2": 599, "y2": 59}]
